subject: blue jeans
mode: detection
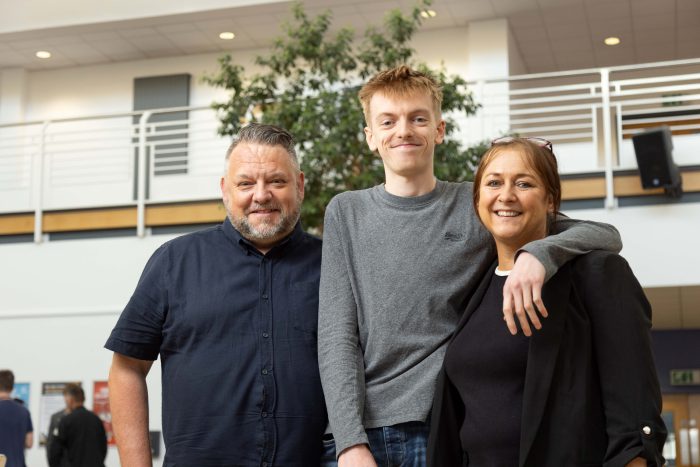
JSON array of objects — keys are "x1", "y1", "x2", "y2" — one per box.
[{"x1": 320, "y1": 421, "x2": 429, "y2": 467}]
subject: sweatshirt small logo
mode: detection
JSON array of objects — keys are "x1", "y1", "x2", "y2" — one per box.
[{"x1": 444, "y1": 231, "x2": 464, "y2": 241}]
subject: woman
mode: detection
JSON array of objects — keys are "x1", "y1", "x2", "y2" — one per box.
[{"x1": 427, "y1": 137, "x2": 666, "y2": 466}]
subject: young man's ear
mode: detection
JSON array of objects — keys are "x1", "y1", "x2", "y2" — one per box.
[
  {"x1": 364, "y1": 126, "x2": 378, "y2": 152},
  {"x1": 435, "y1": 120, "x2": 446, "y2": 144}
]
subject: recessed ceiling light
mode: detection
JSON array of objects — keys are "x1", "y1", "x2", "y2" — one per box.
[
  {"x1": 420, "y1": 9, "x2": 437, "y2": 19},
  {"x1": 35, "y1": 50, "x2": 51, "y2": 59},
  {"x1": 604, "y1": 36, "x2": 621, "y2": 46},
  {"x1": 219, "y1": 32, "x2": 235, "y2": 40}
]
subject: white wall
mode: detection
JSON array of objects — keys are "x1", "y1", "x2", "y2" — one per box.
[
  {"x1": 412, "y1": 26, "x2": 470, "y2": 78},
  {"x1": 23, "y1": 50, "x2": 260, "y2": 121},
  {"x1": 8, "y1": 25, "x2": 486, "y2": 123},
  {"x1": 566, "y1": 201, "x2": 700, "y2": 288},
  {"x1": 465, "y1": 19, "x2": 510, "y2": 80},
  {"x1": 1, "y1": 234, "x2": 177, "y2": 467},
  {"x1": 507, "y1": 24, "x2": 528, "y2": 76},
  {"x1": 0, "y1": 68, "x2": 27, "y2": 122}
]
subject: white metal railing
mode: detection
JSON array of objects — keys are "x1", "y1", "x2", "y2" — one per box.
[
  {"x1": 2, "y1": 58, "x2": 700, "y2": 242},
  {"x1": 0, "y1": 106, "x2": 229, "y2": 242},
  {"x1": 462, "y1": 57, "x2": 700, "y2": 209}
]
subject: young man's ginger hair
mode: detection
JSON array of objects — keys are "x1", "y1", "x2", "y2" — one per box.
[{"x1": 358, "y1": 65, "x2": 443, "y2": 124}]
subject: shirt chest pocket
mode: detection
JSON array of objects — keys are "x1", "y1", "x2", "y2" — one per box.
[{"x1": 289, "y1": 281, "x2": 319, "y2": 338}]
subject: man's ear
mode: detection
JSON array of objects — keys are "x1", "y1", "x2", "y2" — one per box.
[
  {"x1": 297, "y1": 171, "x2": 305, "y2": 201},
  {"x1": 220, "y1": 176, "x2": 227, "y2": 201}
]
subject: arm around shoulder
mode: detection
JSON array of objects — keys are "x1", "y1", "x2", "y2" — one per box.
[
  {"x1": 109, "y1": 352, "x2": 154, "y2": 467},
  {"x1": 522, "y1": 216, "x2": 622, "y2": 281}
]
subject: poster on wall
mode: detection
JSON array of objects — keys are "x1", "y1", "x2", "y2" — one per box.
[
  {"x1": 39, "y1": 381, "x2": 77, "y2": 446},
  {"x1": 93, "y1": 381, "x2": 115, "y2": 445},
  {"x1": 11, "y1": 382, "x2": 30, "y2": 406}
]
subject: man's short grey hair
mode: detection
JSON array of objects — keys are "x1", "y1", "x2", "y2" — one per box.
[{"x1": 225, "y1": 122, "x2": 299, "y2": 171}]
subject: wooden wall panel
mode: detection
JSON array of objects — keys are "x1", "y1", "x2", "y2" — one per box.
[
  {"x1": 561, "y1": 178, "x2": 606, "y2": 200},
  {"x1": 561, "y1": 171, "x2": 700, "y2": 200},
  {"x1": 43, "y1": 208, "x2": 136, "y2": 232},
  {"x1": 145, "y1": 201, "x2": 225, "y2": 226},
  {"x1": 0, "y1": 214, "x2": 34, "y2": 235}
]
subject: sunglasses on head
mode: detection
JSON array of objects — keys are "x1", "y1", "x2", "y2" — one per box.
[{"x1": 490, "y1": 136, "x2": 553, "y2": 152}]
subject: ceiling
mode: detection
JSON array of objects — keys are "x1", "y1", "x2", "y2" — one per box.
[{"x1": 0, "y1": 0, "x2": 699, "y2": 74}]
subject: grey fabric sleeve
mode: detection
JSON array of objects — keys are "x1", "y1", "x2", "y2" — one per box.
[
  {"x1": 317, "y1": 198, "x2": 369, "y2": 457},
  {"x1": 520, "y1": 215, "x2": 623, "y2": 282}
]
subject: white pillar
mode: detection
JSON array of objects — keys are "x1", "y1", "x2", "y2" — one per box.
[
  {"x1": 466, "y1": 19, "x2": 511, "y2": 142},
  {"x1": 466, "y1": 19, "x2": 510, "y2": 79},
  {"x1": 0, "y1": 68, "x2": 27, "y2": 124}
]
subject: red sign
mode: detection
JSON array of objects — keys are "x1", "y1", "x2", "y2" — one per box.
[{"x1": 93, "y1": 381, "x2": 115, "y2": 445}]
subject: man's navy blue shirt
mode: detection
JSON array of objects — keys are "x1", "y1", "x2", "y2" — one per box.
[
  {"x1": 0, "y1": 399, "x2": 33, "y2": 467},
  {"x1": 105, "y1": 220, "x2": 326, "y2": 467}
]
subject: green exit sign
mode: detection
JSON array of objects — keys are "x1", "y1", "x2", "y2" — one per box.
[{"x1": 670, "y1": 369, "x2": 700, "y2": 386}]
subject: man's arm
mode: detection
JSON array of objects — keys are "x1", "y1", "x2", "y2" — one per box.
[
  {"x1": 25, "y1": 408, "x2": 34, "y2": 449},
  {"x1": 109, "y1": 352, "x2": 154, "y2": 467},
  {"x1": 317, "y1": 198, "x2": 373, "y2": 464},
  {"x1": 503, "y1": 217, "x2": 622, "y2": 335}
]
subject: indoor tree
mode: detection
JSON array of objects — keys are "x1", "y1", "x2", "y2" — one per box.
[{"x1": 203, "y1": 0, "x2": 485, "y2": 231}]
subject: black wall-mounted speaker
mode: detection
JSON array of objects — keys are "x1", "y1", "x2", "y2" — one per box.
[{"x1": 631, "y1": 126, "x2": 682, "y2": 197}]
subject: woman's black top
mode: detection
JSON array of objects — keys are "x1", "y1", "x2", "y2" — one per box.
[{"x1": 443, "y1": 271, "x2": 529, "y2": 467}]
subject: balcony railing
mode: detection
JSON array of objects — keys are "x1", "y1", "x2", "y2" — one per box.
[
  {"x1": 0, "y1": 107, "x2": 229, "y2": 242},
  {"x1": 2, "y1": 58, "x2": 700, "y2": 242},
  {"x1": 460, "y1": 57, "x2": 700, "y2": 208}
]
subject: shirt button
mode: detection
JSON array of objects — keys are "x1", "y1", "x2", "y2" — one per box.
[
  {"x1": 262, "y1": 332, "x2": 269, "y2": 338},
  {"x1": 262, "y1": 369, "x2": 268, "y2": 375},
  {"x1": 262, "y1": 293, "x2": 268, "y2": 299},
  {"x1": 262, "y1": 412, "x2": 268, "y2": 418},
  {"x1": 642, "y1": 426, "x2": 652, "y2": 435}
]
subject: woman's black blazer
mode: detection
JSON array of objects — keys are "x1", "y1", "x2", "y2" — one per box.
[{"x1": 427, "y1": 251, "x2": 667, "y2": 467}]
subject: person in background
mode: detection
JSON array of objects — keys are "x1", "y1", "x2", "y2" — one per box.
[
  {"x1": 48, "y1": 383, "x2": 107, "y2": 467},
  {"x1": 46, "y1": 407, "x2": 70, "y2": 467},
  {"x1": 0, "y1": 370, "x2": 33, "y2": 467},
  {"x1": 427, "y1": 137, "x2": 666, "y2": 466}
]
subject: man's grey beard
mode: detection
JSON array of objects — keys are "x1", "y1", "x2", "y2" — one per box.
[{"x1": 226, "y1": 199, "x2": 301, "y2": 244}]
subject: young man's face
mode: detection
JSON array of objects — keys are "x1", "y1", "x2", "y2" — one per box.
[{"x1": 364, "y1": 91, "x2": 446, "y2": 181}]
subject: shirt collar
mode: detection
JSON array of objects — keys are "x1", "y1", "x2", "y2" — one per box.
[{"x1": 222, "y1": 218, "x2": 303, "y2": 255}]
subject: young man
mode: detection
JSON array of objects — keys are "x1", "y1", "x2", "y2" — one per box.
[
  {"x1": 106, "y1": 123, "x2": 326, "y2": 466},
  {"x1": 317, "y1": 66, "x2": 622, "y2": 467}
]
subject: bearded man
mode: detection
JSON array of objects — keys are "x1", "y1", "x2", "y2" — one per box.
[{"x1": 105, "y1": 123, "x2": 326, "y2": 467}]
